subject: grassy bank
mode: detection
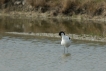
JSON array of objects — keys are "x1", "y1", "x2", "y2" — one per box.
[{"x1": 0, "y1": 0, "x2": 106, "y2": 20}]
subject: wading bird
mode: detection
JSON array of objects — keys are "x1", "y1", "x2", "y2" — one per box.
[{"x1": 59, "y1": 31, "x2": 71, "y2": 54}]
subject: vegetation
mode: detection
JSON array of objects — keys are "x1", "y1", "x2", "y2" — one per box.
[{"x1": 0, "y1": 0, "x2": 106, "y2": 17}]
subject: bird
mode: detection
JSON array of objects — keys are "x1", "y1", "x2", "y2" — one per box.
[{"x1": 59, "y1": 31, "x2": 71, "y2": 54}]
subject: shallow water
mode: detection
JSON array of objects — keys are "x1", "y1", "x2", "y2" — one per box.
[
  {"x1": 0, "y1": 36, "x2": 106, "y2": 71},
  {"x1": 0, "y1": 17, "x2": 106, "y2": 71}
]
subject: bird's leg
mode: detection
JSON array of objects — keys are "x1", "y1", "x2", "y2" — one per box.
[
  {"x1": 67, "y1": 48, "x2": 68, "y2": 53},
  {"x1": 64, "y1": 47, "x2": 65, "y2": 54}
]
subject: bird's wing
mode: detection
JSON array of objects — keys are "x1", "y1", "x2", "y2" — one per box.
[
  {"x1": 66, "y1": 36, "x2": 71, "y2": 40},
  {"x1": 69, "y1": 37, "x2": 71, "y2": 39}
]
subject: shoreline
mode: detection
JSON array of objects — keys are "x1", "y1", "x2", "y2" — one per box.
[{"x1": 4, "y1": 32, "x2": 106, "y2": 43}]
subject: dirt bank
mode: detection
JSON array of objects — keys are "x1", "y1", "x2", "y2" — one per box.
[{"x1": 0, "y1": 11, "x2": 106, "y2": 22}]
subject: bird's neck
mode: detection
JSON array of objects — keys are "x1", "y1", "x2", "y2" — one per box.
[
  {"x1": 61, "y1": 34, "x2": 65, "y2": 39},
  {"x1": 61, "y1": 33, "x2": 65, "y2": 36}
]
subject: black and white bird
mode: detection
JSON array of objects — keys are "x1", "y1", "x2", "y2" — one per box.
[{"x1": 59, "y1": 31, "x2": 71, "y2": 54}]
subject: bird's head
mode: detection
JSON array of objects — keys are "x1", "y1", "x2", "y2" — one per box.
[{"x1": 59, "y1": 31, "x2": 65, "y2": 36}]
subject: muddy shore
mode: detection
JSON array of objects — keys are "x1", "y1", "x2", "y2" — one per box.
[{"x1": 3, "y1": 32, "x2": 106, "y2": 43}]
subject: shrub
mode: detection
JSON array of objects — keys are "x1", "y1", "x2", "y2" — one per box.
[{"x1": 61, "y1": 0, "x2": 80, "y2": 14}]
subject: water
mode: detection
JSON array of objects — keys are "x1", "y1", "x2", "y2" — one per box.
[
  {"x1": 0, "y1": 17, "x2": 106, "y2": 71},
  {"x1": 0, "y1": 36, "x2": 106, "y2": 71},
  {"x1": 0, "y1": 17, "x2": 106, "y2": 36}
]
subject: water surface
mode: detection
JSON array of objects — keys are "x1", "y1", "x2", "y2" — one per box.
[
  {"x1": 0, "y1": 17, "x2": 106, "y2": 36},
  {"x1": 0, "y1": 17, "x2": 106, "y2": 71},
  {"x1": 0, "y1": 36, "x2": 106, "y2": 71}
]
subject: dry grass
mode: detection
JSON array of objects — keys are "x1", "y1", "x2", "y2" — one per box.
[
  {"x1": 0, "y1": 0, "x2": 11, "y2": 4},
  {"x1": 61, "y1": 0, "x2": 80, "y2": 13},
  {"x1": 0, "y1": 0, "x2": 5, "y2": 4},
  {"x1": 60, "y1": 0, "x2": 106, "y2": 16},
  {"x1": 46, "y1": 0, "x2": 61, "y2": 8},
  {"x1": 81, "y1": 0, "x2": 105, "y2": 15},
  {"x1": 0, "y1": 0, "x2": 106, "y2": 16},
  {"x1": 26, "y1": 0, "x2": 47, "y2": 7}
]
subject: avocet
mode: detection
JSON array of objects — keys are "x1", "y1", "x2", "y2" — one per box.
[{"x1": 59, "y1": 31, "x2": 71, "y2": 54}]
